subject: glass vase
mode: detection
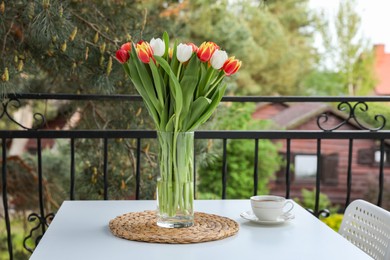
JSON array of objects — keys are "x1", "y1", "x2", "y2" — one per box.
[{"x1": 156, "y1": 131, "x2": 194, "y2": 228}]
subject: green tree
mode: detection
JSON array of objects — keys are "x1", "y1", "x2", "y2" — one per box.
[
  {"x1": 0, "y1": 0, "x2": 184, "y2": 202},
  {"x1": 301, "y1": 70, "x2": 345, "y2": 96},
  {"x1": 0, "y1": 0, "x2": 180, "y2": 95},
  {"x1": 182, "y1": 0, "x2": 316, "y2": 95},
  {"x1": 315, "y1": 0, "x2": 376, "y2": 96}
]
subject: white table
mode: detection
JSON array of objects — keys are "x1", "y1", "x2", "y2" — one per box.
[{"x1": 30, "y1": 200, "x2": 371, "y2": 260}]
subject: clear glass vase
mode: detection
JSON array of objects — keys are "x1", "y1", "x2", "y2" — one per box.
[{"x1": 156, "y1": 131, "x2": 194, "y2": 228}]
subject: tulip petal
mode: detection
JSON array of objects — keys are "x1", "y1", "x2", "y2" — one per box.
[
  {"x1": 116, "y1": 49, "x2": 130, "y2": 63},
  {"x1": 223, "y1": 57, "x2": 242, "y2": 76},
  {"x1": 150, "y1": 38, "x2": 165, "y2": 57},
  {"x1": 197, "y1": 42, "x2": 219, "y2": 62},
  {"x1": 211, "y1": 50, "x2": 228, "y2": 70},
  {"x1": 177, "y1": 43, "x2": 193, "y2": 63},
  {"x1": 136, "y1": 41, "x2": 154, "y2": 63}
]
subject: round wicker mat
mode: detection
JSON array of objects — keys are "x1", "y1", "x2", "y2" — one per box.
[{"x1": 109, "y1": 210, "x2": 239, "y2": 244}]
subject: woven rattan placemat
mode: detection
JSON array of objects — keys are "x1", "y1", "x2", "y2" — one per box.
[{"x1": 109, "y1": 210, "x2": 239, "y2": 244}]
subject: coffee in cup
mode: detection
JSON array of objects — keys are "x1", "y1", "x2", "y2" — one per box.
[{"x1": 250, "y1": 195, "x2": 294, "y2": 221}]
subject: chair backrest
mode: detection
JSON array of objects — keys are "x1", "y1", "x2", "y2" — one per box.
[{"x1": 339, "y1": 199, "x2": 390, "y2": 260}]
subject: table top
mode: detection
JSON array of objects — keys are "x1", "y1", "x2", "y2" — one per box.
[{"x1": 30, "y1": 200, "x2": 372, "y2": 260}]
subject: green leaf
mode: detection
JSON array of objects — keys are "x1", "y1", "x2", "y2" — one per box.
[
  {"x1": 155, "y1": 56, "x2": 183, "y2": 130},
  {"x1": 198, "y1": 65, "x2": 215, "y2": 96},
  {"x1": 127, "y1": 59, "x2": 160, "y2": 128},
  {"x1": 160, "y1": 102, "x2": 169, "y2": 130},
  {"x1": 205, "y1": 70, "x2": 225, "y2": 98},
  {"x1": 170, "y1": 42, "x2": 180, "y2": 78},
  {"x1": 149, "y1": 60, "x2": 165, "y2": 107},
  {"x1": 130, "y1": 46, "x2": 163, "y2": 114},
  {"x1": 162, "y1": 31, "x2": 170, "y2": 86},
  {"x1": 165, "y1": 113, "x2": 175, "y2": 132},
  {"x1": 204, "y1": 70, "x2": 223, "y2": 96},
  {"x1": 196, "y1": 64, "x2": 207, "y2": 97},
  {"x1": 184, "y1": 97, "x2": 211, "y2": 131},
  {"x1": 188, "y1": 84, "x2": 227, "y2": 131},
  {"x1": 123, "y1": 62, "x2": 131, "y2": 75},
  {"x1": 179, "y1": 54, "x2": 200, "y2": 124},
  {"x1": 162, "y1": 31, "x2": 170, "y2": 60}
]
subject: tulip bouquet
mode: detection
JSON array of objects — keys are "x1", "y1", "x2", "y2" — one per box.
[
  {"x1": 116, "y1": 32, "x2": 241, "y2": 227},
  {"x1": 116, "y1": 33, "x2": 241, "y2": 132}
]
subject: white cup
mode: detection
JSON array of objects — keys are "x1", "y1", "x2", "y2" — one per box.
[{"x1": 250, "y1": 195, "x2": 294, "y2": 221}]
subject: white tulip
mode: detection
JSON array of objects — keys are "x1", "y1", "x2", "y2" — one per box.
[
  {"x1": 176, "y1": 43, "x2": 193, "y2": 63},
  {"x1": 150, "y1": 38, "x2": 165, "y2": 56},
  {"x1": 210, "y1": 50, "x2": 228, "y2": 70}
]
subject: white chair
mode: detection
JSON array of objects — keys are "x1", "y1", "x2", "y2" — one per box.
[{"x1": 339, "y1": 199, "x2": 390, "y2": 260}]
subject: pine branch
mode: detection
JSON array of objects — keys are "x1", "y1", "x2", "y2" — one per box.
[
  {"x1": 70, "y1": 10, "x2": 119, "y2": 46},
  {"x1": 1, "y1": 17, "x2": 16, "y2": 66},
  {"x1": 140, "y1": 8, "x2": 148, "y2": 40}
]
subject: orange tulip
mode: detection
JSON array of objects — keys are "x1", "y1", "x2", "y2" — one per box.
[
  {"x1": 136, "y1": 40, "x2": 154, "y2": 63},
  {"x1": 222, "y1": 57, "x2": 241, "y2": 76},
  {"x1": 197, "y1": 41, "x2": 219, "y2": 62}
]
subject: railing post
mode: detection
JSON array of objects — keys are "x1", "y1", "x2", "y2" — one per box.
[
  {"x1": 285, "y1": 139, "x2": 291, "y2": 199},
  {"x1": 70, "y1": 138, "x2": 75, "y2": 200},
  {"x1": 345, "y1": 139, "x2": 353, "y2": 209},
  {"x1": 222, "y1": 138, "x2": 227, "y2": 199},
  {"x1": 378, "y1": 139, "x2": 385, "y2": 206},
  {"x1": 253, "y1": 139, "x2": 259, "y2": 196},
  {"x1": 37, "y1": 138, "x2": 46, "y2": 234},
  {"x1": 2, "y1": 138, "x2": 13, "y2": 260},
  {"x1": 314, "y1": 139, "x2": 322, "y2": 216},
  {"x1": 135, "y1": 138, "x2": 141, "y2": 200},
  {"x1": 103, "y1": 137, "x2": 109, "y2": 200}
]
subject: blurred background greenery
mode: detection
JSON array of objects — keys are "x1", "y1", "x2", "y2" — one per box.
[{"x1": 0, "y1": 0, "x2": 383, "y2": 258}]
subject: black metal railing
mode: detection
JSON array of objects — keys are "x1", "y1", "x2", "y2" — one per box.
[{"x1": 2, "y1": 94, "x2": 390, "y2": 259}]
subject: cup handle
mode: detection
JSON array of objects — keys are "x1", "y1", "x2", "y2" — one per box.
[{"x1": 283, "y1": 200, "x2": 294, "y2": 215}]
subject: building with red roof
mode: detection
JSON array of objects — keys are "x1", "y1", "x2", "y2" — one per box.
[
  {"x1": 374, "y1": 44, "x2": 390, "y2": 95},
  {"x1": 253, "y1": 102, "x2": 390, "y2": 206}
]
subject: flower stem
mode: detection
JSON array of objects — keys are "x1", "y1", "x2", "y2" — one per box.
[{"x1": 157, "y1": 131, "x2": 194, "y2": 220}]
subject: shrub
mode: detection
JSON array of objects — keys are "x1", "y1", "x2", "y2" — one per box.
[
  {"x1": 295, "y1": 189, "x2": 342, "y2": 231},
  {"x1": 197, "y1": 103, "x2": 281, "y2": 199},
  {"x1": 295, "y1": 188, "x2": 339, "y2": 214},
  {"x1": 321, "y1": 214, "x2": 343, "y2": 232}
]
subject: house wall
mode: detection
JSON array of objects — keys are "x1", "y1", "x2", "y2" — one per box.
[{"x1": 268, "y1": 114, "x2": 390, "y2": 206}]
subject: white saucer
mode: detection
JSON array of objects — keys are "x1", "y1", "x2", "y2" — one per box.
[{"x1": 240, "y1": 211, "x2": 295, "y2": 225}]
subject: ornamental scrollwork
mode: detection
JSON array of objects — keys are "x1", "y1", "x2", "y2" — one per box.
[
  {"x1": 317, "y1": 101, "x2": 386, "y2": 132},
  {"x1": 0, "y1": 98, "x2": 46, "y2": 130},
  {"x1": 23, "y1": 212, "x2": 55, "y2": 253}
]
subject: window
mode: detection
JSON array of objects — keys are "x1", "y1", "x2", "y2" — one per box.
[
  {"x1": 294, "y1": 155, "x2": 317, "y2": 179},
  {"x1": 374, "y1": 151, "x2": 383, "y2": 162},
  {"x1": 358, "y1": 148, "x2": 390, "y2": 166},
  {"x1": 374, "y1": 150, "x2": 390, "y2": 164},
  {"x1": 276, "y1": 153, "x2": 339, "y2": 186}
]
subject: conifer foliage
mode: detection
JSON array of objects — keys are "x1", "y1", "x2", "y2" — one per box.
[{"x1": 0, "y1": 0, "x2": 173, "y2": 95}]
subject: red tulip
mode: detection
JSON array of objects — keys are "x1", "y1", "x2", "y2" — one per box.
[
  {"x1": 197, "y1": 42, "x2": 219, "y2": 62},
  {"x1": 116, "y1": 49, "x2": 130, "y2": 64},
  {"x1": 115, "y1": 42, "x2": 132, "y2": 63},
  {"x1": 222, "y1": 57, "x2": 241, "y2": 76},
  {"x1": 136, "y1": 40, "x2": 154, "y2": 63}
]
